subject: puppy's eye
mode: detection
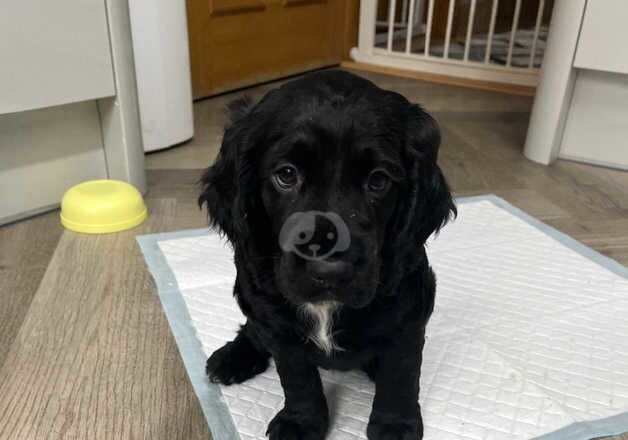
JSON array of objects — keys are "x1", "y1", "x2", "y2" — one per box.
[
  {"x1": 366, "y1": 170, "x2": 390, "y2": 193},
  {"x1": 273, "y1": 164, "x2": 299, "y2": 189}
]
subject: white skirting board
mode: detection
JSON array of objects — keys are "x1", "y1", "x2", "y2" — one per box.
[{"x1": 137, "y1": 195, "x2": 628, "y2": 440}]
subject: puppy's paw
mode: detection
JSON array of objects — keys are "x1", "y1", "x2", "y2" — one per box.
[
  {"x1": 367, "y1": 412, "x2": 423, "y2": 440},
  {"x1": 266, "y1": 408, "x2": 328, "y2": 440},
  {"x1": 206, "y1": 340, "x2": 269, "y2": 385}
]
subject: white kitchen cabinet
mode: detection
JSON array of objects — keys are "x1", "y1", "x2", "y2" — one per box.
[
  {"x1": 0, "y1": 0, "x2": 145, "y2": 224},
  {"x1": 0, "y1": 0, "x2": 116, "y2": 114},
  {"x1": 574, "y1": 0, "x2": 628, "y2": 76},
  {"x1": 560, "y1": 70, "x2": 628, "y2": 169},
  {"x1": 0, "y1": 102, "x2": 108, "y2": 223}
]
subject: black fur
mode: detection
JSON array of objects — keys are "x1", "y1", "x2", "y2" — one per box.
[{"x1": 199, "y1": 70, "x2": 456, "y2": 439}]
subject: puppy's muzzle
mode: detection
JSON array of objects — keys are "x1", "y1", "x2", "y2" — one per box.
[{"x1": 307, "y1": 260, "x2": 354, "y2": 289}]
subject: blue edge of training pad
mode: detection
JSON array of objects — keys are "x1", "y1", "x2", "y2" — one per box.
[{"x1": 136, "y1": 194, "x2": 628, "y2": 440}]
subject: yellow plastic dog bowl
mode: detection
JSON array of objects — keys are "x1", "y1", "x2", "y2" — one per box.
[{"x1": 60, "y1": 180, "x2": 147, "y2": 234}]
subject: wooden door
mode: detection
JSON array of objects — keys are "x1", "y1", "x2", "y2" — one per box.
[{"x1": 186, "y1": 0, "x2": 356, "y2": 99}]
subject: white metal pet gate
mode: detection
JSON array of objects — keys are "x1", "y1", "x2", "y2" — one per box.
[{"x1": 352, "y1": 0, "x2": 552, "y2": 86}]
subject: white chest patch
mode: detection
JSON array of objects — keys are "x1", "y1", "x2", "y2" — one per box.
[{"x1": 298, "y1": 301, "x2": 341, "y2": 355}]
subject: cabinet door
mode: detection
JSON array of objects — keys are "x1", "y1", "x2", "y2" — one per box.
[
  {"x1": 186, "y1": 0, "x2": 348, "y2": 99},
  {"x1": 560, "y1": 70, "x2": 628, "y2": 169},
  {"x1": 574, "y1": 0, "x2": 628, "y2": 75},
  {"x1": 0, "y1": 0, "x2": 115, "y2": 114}
]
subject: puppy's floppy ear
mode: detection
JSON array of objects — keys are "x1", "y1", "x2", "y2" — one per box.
[
  {"x1": 198, "y1": 96, "x2": 256, "y2": 241},
  {"x1": 400, "y1": 104, "x2": 456, "y2": 244}
]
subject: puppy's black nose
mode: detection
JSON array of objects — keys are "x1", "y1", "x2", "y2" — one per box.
[{"x1": 307, "y1": 260, "x2": 354, "y2": 288}]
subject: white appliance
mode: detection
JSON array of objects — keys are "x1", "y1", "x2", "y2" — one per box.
[{"x1": 128, "y1": 0, "x2": 194, "y2": 152}]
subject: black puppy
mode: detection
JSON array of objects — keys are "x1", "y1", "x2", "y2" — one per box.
[{"x1": 199, "y1": 70, "x2": 455, "y2": 440}]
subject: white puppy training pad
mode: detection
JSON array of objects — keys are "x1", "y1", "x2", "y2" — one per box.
[{"x1": 137, "y1": 195, "x2": 628, "y2": 440}]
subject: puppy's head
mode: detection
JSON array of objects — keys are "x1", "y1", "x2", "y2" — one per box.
[{"x1": 200, "y1": 71, "x2": 455, "y2": 308}]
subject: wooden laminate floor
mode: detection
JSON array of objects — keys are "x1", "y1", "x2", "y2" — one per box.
[{"x1": 0, "y1": 68, "x2": 626, "y2": 439}]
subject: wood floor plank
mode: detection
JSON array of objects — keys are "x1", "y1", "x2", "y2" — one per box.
[
  {"x1": 553, "y1": 161, "x2": 628, "y2": 211},
  {"x1": 341, "y1": 67, "x2": 535, "y2": 113},
  {"x1": 545, "y1": 217, "x2": 628, "y2": 266},
  {"x1": 455, "y1": 189, "x2": 570, "y2": 220},
  {"x1": 341, "y1": 61, "x2": 537, "y2": 97},
  {"x1": 0, "y1": 211, "x2": 63, "y2": 368},
  {"x1": 145, "y1": 169, "x2": 209, "y2": 229},
  {"x1": 444, "y1": 120, "x2": 628, "y2": 221},
  {"x1": 0, "y1": 199, "x2": 211, "y2": 440}
]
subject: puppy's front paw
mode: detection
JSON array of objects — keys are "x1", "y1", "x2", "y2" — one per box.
[
  {"x1": 367, "y1": 411, "x2": 423, "y2": 440},
  {"x1": 266, "y1": 407, "x2": 328, "y2": 440},
  {"x1": 206, "y1": 340, "x2": 269, "y2": 385}
]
